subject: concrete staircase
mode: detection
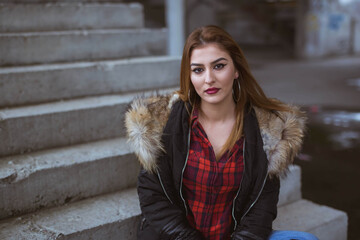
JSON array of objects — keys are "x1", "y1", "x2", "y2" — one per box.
[{"x1": 0, "y1": 2, "x2": 347, "y2": 240}]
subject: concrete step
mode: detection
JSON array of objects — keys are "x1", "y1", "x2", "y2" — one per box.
[
  {"x1": 0, "y1": 144, "x2": 299, "y2": 220},
  {"x1": 0, "y1": 191, "x2": 348, "y2": 239},
  {"x1": 274, "y1": 199, "x2": 348, "y2": 240},
  {"x1": 0, "y1": 88, "x2": 175, "y2": 157},
  {"x1": 0, "y1": 137, "x2": 139, "y2": 220},
  {"x1": 0, "y1": 56, "x2": 181, "y2": 107},
  {"x1": 0, "y1": 3, "x2": 143, "y2": 33},
  {"x1": 278, "y1": 165, "x2": 302, "y2": 207},
  {"x1": 0, "y1": 28, "x2": 167, "y2": 66},
  {"x1": 0, "y1": 188, "x2": 141, "y2": 240}
]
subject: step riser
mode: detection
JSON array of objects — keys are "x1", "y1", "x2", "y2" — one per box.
[
  {"x1": 0, "y1": 190, "x2": 348, "y2": 240},
  {"x1": 0, "y1": 29, "x2": 167, "y2": 66},
  {"x1": 310, "y1": 215, "x2": 348, "y2": 240},
  {"x1": 0, "y1": 102, "x2": 128, "y2": 157},
  {"x1": 0, "y1": 57, "x2": 180, "y2": 107},
  {"x1": 0, "y1": 188, "x2": 142, "y2": 239},
  {"x1": 65, "y1": 217, "x2": 139, "y2": 240},
  {"x1": 278, "y1": 165, "x2": 301, "y2": 206},
  {"x1": 0, "y1": 157, "x2": 300, "y2": 221},
  {"x1": 0, "y1": 3, "x2": 143, "y2": 32},
  {"x1": 274, "y1": 200, "x2": 348, "y2": 240},
  {"x1": 0, "y1": 153, "x2": 139, "y2": 220}
]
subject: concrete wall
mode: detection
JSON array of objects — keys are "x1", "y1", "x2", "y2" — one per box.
[
  {"x1": 353, "y1": 19, "x2": 360, "y2": 53},
  {"x1": 296, "y1": 0, "x2": 360, "y2": 58}
]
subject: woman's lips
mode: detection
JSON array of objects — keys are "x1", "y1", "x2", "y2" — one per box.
[{"x1": 205, "y1": 88, "x2": 220, "y2": 94}]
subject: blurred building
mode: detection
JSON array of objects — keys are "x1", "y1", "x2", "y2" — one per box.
[{"x1": 127, "y1": 0, "x2": 360, "y2": 58}]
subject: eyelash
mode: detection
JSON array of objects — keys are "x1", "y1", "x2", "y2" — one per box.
[{"x1": 192, "y1": 63, "x2": 226, "y2": 73}]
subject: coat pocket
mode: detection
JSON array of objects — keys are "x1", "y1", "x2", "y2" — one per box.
[
  {"x1": 140, "y1": 217, "x2": 147, "y2": 230},
  {"x1": 137, "y1": 216, "x2": 159, "y2": 240}
]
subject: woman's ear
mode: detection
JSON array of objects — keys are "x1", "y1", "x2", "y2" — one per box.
[{"x1": 235, "y1": 70, "x2": 239, "y2": 79}]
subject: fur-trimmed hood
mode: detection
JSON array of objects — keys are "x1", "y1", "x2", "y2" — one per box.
[{"x1": 125, "y1": 93, "x2": 306, "y2": 176}]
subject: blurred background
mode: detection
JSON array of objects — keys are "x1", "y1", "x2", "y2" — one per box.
[{"x1": 0, "y1": 0, "x2": 359, "y2": 239}]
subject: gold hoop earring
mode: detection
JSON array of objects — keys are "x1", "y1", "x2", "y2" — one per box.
[{"x1": 233, "y1": 79, "x2": 241, "y2": 102}]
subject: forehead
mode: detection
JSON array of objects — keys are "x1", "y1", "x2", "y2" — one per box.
[{"x1": 190, "y1": 43, "x2": 231, "y2": 63}]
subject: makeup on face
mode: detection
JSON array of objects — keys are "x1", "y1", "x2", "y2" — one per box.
[{"x1": 189, "y1": 43, "x2": 239, "y2": 106}]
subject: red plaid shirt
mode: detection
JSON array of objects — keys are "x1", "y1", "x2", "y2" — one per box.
[{"x1": 183, "y1": 108, "x2": 244, "y2": 240}]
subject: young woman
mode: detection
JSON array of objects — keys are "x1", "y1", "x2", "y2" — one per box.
[{"x1": 125, "y1": 26, "x2": 318, "y2": 240}]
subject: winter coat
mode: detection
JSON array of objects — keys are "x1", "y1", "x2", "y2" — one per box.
[{"x1": 125, "y1": 92, "x2": 306, "y2": 240}]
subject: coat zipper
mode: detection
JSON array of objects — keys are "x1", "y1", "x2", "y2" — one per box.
[
  {"x1": 232, "y1": 138, "x2": 246, "y2": 230},
  {"x1": 240, "y1": 172, "x2": 268, "y2": 222},
  {"x1": 232, "y1": 138, "x2": 269, "y2": 230},
  {"x1": 179, "y1": 130, "x2": 191, "y2": 216},
  {"x1": 157, "y1": 169, "x2": 173, "y2": 205}
]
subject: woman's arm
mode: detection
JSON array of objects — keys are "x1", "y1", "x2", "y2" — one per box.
[
  {"x1": 138, "y1": 167, "x2": 203, "y2": 240},
  {"x1": 231, "y1": 175, "x2": 280, "y2": 240}
]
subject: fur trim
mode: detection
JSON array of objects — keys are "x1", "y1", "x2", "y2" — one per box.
[
  {"x1": 125, "y1": 93, "x2": 306, "y2": 176},
  {"x1": 125, "y1": 94, "x2": 179, "y2": 173},
  {"x1": 254, "y1": 105, "x2": 307, "y2": 176}
]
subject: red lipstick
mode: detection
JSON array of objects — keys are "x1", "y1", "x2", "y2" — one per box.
[{"x1": 205, "y1": 88, "x2": 219, "y2": 94}]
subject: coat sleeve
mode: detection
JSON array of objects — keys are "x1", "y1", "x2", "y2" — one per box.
[
  {"x1": 231, "y1": 175, "x2": 280, "y2": 240},
  {"x1": 138, "y1": 166, "x2": 204, "y2": 240}
]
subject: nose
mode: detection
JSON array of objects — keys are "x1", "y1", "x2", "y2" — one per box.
[{"x1": 204, "y1": 69, "x2": 215, "y2": 84}]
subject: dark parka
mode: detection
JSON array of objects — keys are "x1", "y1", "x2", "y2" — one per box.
[{"x1": 125, "y1": 93, "x2": 306, "y2": 240}]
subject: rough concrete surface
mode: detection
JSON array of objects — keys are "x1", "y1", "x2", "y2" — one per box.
[
  {"x1": 278, "y1": 165, "x2": 301, "y2": 207},
  {"x1": 0, "y1": 138, "x2": 139, "y2": 220},
  {"x1": 0, "y1": 94, "x2": 133, "y2": 157},
  {"x1": 0, "y1": 28, "x2": 167, "y2": 66},
  {"x1": 0, "y1": 3, "x2": 144, "y2": 32},
  {"x1": 0, "y1": 88, "x2": 175, "y2": 157},
  {"x1": 0, "y1": 56, "x2": 181, "y2": 107},
  {"x1": 274, "y1": 199, "x2": 348, "y2": 240},
  {"x1": 0, "y1": 188, "x2": 141, "y2": 240}
]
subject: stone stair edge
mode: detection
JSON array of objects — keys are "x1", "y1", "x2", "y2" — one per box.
[
  {"x1": 0, "y1": 2, "x2": 141, "y2": 6},
  {"x1": 0, "y1": 137, "x2": 131, "y2": 183},
  {"x1": 0, "y1": 139, "x2": 300, "y2": 187},
  {"x1": 0, "y1": 28, "x2": 168, "y2": 66},
  {"x1": 278, "y1": 164, "x2": 301, "y2": 207},
  {"x1": 0, "y1": 87, "x2": 178, "y2": 119},
  {"x1": 0, "y1": 188, "x2": 141, "y2": 240},
  {"x1": 274, "y1": 199, "x2": 348, "y2": 240},
  {"x1": 0, "y1": 3, "x2": 144, "y2": 33},
  {"x1": 0, "y1": 88, "x2": 177, "y2": 157},
  {"x1": 0, "y1": 137, "x2": 140, "y2": 221},
  {"x1": 0, "y1": 131, "x2": 301, "y2": 221},
  {"x1": 0, "y1": 191, "x2": 347, "y2": 240},
  {"x1": 0, "y1": 55, "x2": 181, "y2": 74},
  {"x1": 0, "y1": 56, "x2": 181, "y2": 108},
  {"x1": 0, "y1": 28, "x2": 166, "y2": 37}
]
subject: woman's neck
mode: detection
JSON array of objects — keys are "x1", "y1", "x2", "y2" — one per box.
[{"x1": 199, "y1": 98, "x2": 236, "y2": 124}]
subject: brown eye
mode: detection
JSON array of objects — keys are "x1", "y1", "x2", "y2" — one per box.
[
  {"x1": 192, "y1": 68, "x2": 204, "y2": 73},
  {"x1": 214, "y1": 64, "x2": 226, "y2": 70}
]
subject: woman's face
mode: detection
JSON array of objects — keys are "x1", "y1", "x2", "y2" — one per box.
[{"x1": 190, "y1": 43, "x2": 239, "y2": 107}]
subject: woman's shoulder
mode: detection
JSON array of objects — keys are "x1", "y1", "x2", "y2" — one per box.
[
  {"x1": 124, "y1": 92, "x2": 184, "y2": 172},
  {"x1": 125, "y1": 92, "x2": 184, "y2": 135},
  {"x1": 252, "y1": 100, "x2": 307, "y2": 176}
]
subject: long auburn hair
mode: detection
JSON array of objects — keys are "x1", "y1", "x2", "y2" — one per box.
[{"x1": 177, "y1": 25, "x2": 290, "y2": 159}]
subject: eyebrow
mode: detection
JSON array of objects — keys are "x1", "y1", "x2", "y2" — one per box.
[{"x1": 190, "y1": 57, "x2": 228, "y2": 67}]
